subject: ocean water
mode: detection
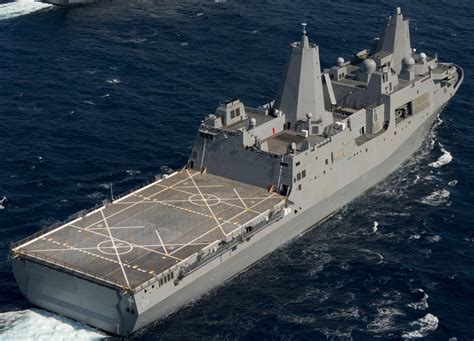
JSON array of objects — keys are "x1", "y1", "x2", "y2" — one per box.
[{"x1": 0, "y1": 0, "x2": 473, "y2": 339}]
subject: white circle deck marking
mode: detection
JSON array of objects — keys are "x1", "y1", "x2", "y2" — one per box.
[
  {"x1": 97, "y1": 240, "x2": 133, "y2": 255},
  {"x1": 188, "y1": 194, "x2": 221, "y2": 207}
]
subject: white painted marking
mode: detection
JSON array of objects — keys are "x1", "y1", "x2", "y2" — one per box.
[
  {"x1": 70, "y1": 224, "x2": 183, "y2": 262},
  {"x1": 89, "y1": 225, "x2": 145, "y2": 230},
  {"x1": 97, "y1": 240, "x2": 133, "y2": 255},
  {"x1": 80, "y1": 171, "x2": 200, "y2": 230},
  {"x1": 188, "y1": 193, "x2": 221, "y2": 207},
  {"x1": 170, "y1": 192, "x2": 280, "y2": 256},
  {"x1": 174, "y1": 185, "x2": 223, "y2": 189},
  {"x1": 186, "y1": 170, "x2": 226, "y2": 236},
  {"x1": 160, "y1": 185, "x2": 263, "y2": 214},
  {"x1": 155, "y1": 230, "x2": 168, "y2": 255},
  {"x1": 14, "y1": 171, "x2": 182, "y2": 250},
  {"x1": 233, "y1": 188, "x2": 248, "y2": 209},
  {"x1": 100, "y1": 210, "x2": 130, "y2": 288}
]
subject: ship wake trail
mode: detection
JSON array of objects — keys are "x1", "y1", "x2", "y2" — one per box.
[
  {"x1": 0, "y1": 309, "x2": 105, "y2": 340},
  {"x1": 0, "y1": 0, "x2": 52, "y2": 21}
]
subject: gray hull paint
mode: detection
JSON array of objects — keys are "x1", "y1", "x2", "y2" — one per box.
[
  {"x1": 38, "y1": 0, "x2": 96, "y2": 6},
  {"x1": 12, "y1": 109, "x2": 439, "y2": 335}
]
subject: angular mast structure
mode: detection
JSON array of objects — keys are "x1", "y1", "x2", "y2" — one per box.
[{"x1": 274, "y1": 23, "x2": 328, "y2": 127}]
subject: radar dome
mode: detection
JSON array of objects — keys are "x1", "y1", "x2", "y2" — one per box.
[
  {"x1": 362, "y1": 58, "x2": 376, "y2": 74},
  {"x1": 419, "y1": 53, "x2": 427, "y2": 62},
  {"x1": 337, "y1": 57, "x2": 345, "y2": 66},
  {"x1": 249, "y1": 117, "x2": 257, "y2": 129},
  {"x1": 402, "y1": 57, "x2": 415, "y2": 70}
]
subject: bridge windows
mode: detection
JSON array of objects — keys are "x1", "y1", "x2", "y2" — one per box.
[{"x1": 294, "y1": 169, "x2": 307, "y2": 183}]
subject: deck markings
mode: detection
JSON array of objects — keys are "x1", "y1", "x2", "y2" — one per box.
[
  {"x1": 100, "y1": 210, "x2": 131, "y2": 288},
  {"x1": 159, "y1": 184, "x2": 262, "y2": 214},
  {"x1": 37, "y1": 237, "x2": 151, "y2": 277},
  {"x1": 186, "y1": 169, "x2": 226, "y2": 236},
  {"x1": 98, "y1": 240, "x2": 133, "y2": 255},
  {"x1": 12, "y1": 172, "x2": 188, "y2": 250},
  {"x1": 29, "y1": 242, "x2": 211, "y2": 253},
  {"x1": 89, "y1": 225, "x2": 145, "y2": 230},
  {"x1": 169, "y1": 226, "x2": 222, "y2": 256},
  {"x1": 233, "y1": 188, "x2": 248, "y2": 210},
  {"x1": 174, "y1": 185, "x2": 224, "y2": 189},
  {"x1": 155, "y1": 229, "x2": 168, "y2": 255},
  {"x1": 169, "y1": 191, "x2": 280, "y2": 256},
  {"x1": 134, "y1": 193, "x2": 232, "y2": 224},
  {"x1": 70, "y1": 223, "x2": 183, "y2": 262},
  {"x1": 80, "y1": 171, "x2": 202, "y2": 231}
]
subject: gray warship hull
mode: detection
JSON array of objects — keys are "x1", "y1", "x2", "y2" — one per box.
[
  {"x1": 12, "y1": 105, "x2": 449, "y2": 335},
  {"x1": 37, "y1": 0, "x2": 95, "y2": 6},
  {"x1": 11, "y1": 8, "x2": 463, "y2": 336}
]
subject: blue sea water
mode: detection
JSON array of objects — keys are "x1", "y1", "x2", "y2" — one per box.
[{"x1": 0, "y1": 0, "x2": 473, "y2": 339}]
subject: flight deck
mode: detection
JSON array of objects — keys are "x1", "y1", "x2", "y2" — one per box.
[{"x1": 12, "y1": 170, "x2": 284, "y2": 291}]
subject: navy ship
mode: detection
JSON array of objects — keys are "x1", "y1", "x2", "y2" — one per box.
[{"x1": 10, "y1": 8, "x2": 463, "y2": 335}]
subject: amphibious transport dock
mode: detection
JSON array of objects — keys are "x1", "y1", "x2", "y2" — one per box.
[{"x1": 11, "y1": 8, "x2": 462, "y2": 335}]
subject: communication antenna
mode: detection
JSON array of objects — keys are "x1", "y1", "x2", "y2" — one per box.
[
  {"x1": 412, "y1": 18, "x2": 418, "y2": 49},
  {"x1": 110, "y1": 183, "x2": 114, "y2": 201},
  {"x1": 301, "y1": 22, "x2": 307, "y2": 36}
]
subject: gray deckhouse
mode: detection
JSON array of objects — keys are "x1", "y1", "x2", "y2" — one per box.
[{"x1": 189, "y1": 7, "x2": 460, "y2": 209}]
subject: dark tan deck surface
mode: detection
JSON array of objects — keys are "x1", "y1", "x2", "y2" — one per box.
[{"x1": 14, "y1": 170, "x2": 284, "y2": 289}]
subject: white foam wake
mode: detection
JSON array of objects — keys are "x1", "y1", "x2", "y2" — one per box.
[
  {"x1": 0, "y1": 0, "x2": 52, "y2": 21},
  {"x1": 402, "y1": 313, "x2": 439, "y2": 338},
  {"x1": 429, "y1": 142, "x2": 453, "y2": 168},
  {"x1": 0, "y1": 309, "x2": 105, "y2": 340},
  {"x1": 372, "y1": 221, "x2": 379, "y2": 233},
  {"x1": 421, "y1": 189, "x2": 450, "y2": 206},
  {"x1": 408, "y1": 288, "x2": 429, "y2": 310}
]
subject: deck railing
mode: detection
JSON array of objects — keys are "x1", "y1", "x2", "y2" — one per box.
[
  {"x1": 12, "y1": 249, "x2": 128, "y2": 291},
  {"x1": 132, "y1": 200, "x2": 287, "y2": 293}
]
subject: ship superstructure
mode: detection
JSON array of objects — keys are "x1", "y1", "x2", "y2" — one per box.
[{"x1": 11, "y1": 8, "x2": 462, "y2": 335}]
